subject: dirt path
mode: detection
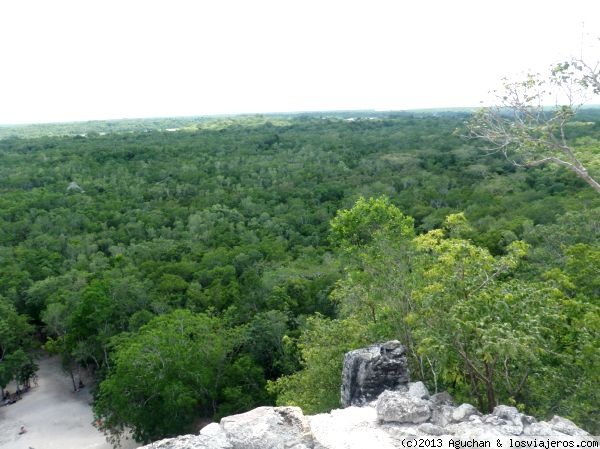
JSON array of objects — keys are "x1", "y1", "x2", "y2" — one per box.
[{"x1": 0, "y1": 355, "x2": 139, "y2": 449}]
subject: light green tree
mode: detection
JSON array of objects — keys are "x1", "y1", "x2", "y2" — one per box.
[
  {"x1": 330, "y1": 196, "x2": 415, "y2": 251},
  {"x1": 329, "y1": 196, "x2": 426, "y2": 379},
  {"x1": 411, "y1": 216, "x2": 562, "y2": 412},
  {"x1": 538, "y1": 244, "x2": 600, "y2": 432}
]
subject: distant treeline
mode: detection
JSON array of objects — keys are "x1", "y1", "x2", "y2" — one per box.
[{"x1": 0, "y1": 110, "x2": 472, "y2": 139}]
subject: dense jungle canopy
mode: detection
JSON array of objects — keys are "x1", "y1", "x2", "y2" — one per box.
[{"x1": 0, "y1": 111, "x2": 598, "y2": 443}]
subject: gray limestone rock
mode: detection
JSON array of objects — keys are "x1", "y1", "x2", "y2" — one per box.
[
  {"x1": 452, "y1": 403, "x2": 479, "y2": 422},
  {"x1": 200, "y1": 423, "x2": 231, "y2": 447},
  {"x1": 493, "y1": 405, "x2": 522, "y2": 423},
  {"x1": 310, "y1": 406, "x2": 397, "y2": 449},
  {"x1": 446, "y1": 421, "x2": 508, "y2": 438},
  {"x1": 484, "y1": 415, "x2": 507, "y2": 426},
  {"x1": 341, "y1": 341, "x2": 409, "y2": 407},
  {"x1": 407, "y1": 381, "x2": 430, "y2": 400},
  {"x1": 522, "y1": 414, "x2": 538, "y2": 426},
  {"x1": 523, "y1": 422, "x2": 558, "y2": 436},
  {"x1": 430, "y1": 405, "x2": 455, "y2": 427},
  {"x1": 144, "y1": 434, "x2": 230, "y2": 449},
  {"x1": 430, "y1": 391, "x2": 454, "y2": 406},
  {"x1": 548, "y1": 415, "x2": 589, "y2": 436},
  {"x1": 418, "y1": 423, "x2": 448, "y2": 436},
  {"x1": 220, "y1": 406, "x2": 313, "y2": 449},
  {"x1": 468, "y1": 415, "x2": 483, "y2": 425},
  {"x1": 492, "y1": 405, "x2": 524, "y2": 435},
  {"x1": 376, "y1": 390, "x2": 431, "y2": 424}
]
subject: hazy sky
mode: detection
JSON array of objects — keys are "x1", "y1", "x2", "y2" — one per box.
[{"x1": 1, "y1": 0, "x2": 599, "y2": 124}]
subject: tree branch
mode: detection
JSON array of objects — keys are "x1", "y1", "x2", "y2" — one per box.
[{"x1": 467, "y1": 63, "x2": 600, "y2": 195}]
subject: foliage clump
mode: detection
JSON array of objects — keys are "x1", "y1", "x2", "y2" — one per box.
[{"x1": 273, "y1": 197, "x2": 599, "y2": 432}]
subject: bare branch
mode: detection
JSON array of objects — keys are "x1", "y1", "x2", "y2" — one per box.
[{"x1": 467, "y1": 60, "x2": 600, "y2": 195}]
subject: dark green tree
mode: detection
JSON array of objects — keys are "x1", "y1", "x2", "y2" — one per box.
[{"x1": 94, "y1": 309, "x2": 264, "y2": 444}]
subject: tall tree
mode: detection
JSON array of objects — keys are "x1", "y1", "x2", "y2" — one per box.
[
  {"x1": 411, "y1": 217, "x2": 558, "y2": 412},
  {"x1": 267, "y1": 315, "x2": 370, "y2": 414},
  {"x1": 93, "y1": 309, "x2": 264, "y2": 444},
  {"x1": 0, "y1": 296, "x2": 36, "y2": 395}
]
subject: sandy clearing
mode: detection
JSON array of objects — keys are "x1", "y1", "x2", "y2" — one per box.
[{"x1": 0, "y1": 355, "x2": 140, "y2": 449}]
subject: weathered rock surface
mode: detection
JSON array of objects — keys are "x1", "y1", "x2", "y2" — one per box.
[
  {"x1": 141, "y1": 342, "x2": 592, "y2": 449},
  {"x1": 142, "y1": 393, "x2": 590, "y2": 449},
  {"x1": 309, "y1": 405, "x2": 397, "y2": 449},
  {"x1": 220, "y1": 406, "x2": 313, "y2": 449},
  {"x1": 407, "y1": 381, "x2": 430, "y2": 400},
  {"x1": 376, "y1": 390, "x2": 431, "y2": 424},
  {"x1": 451, "y1": 403, "x2": 479, "y2": 422},
  {"x1": 340, "y1": 340, "x2": 409, "y2": 407},
  {"x1": 145, "y1": 434, "x2": 226, "y2": 449}
]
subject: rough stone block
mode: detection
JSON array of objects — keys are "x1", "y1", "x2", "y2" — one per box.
[
  {"x1": 376, "y1": 390, "x2": 431, "y2": 424},
  {"x1": 341, "y1": 341, "x2": 409, "y2": 407}
]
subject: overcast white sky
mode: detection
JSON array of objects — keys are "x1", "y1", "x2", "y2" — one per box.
[{"x1": 0, "y1": 0, "x2": 599, "y2": 124}]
